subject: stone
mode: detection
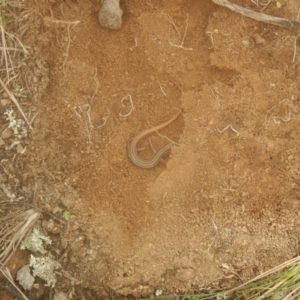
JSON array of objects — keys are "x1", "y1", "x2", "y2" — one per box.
[
  {"x1": 16, "y1": 265, "x2": 34, "y2": 290},
  {"x1": 1, "y1": 128, "x2": 13, "y2": 139},
  {"x1": 98, "y1": 0, "x2": 123, "y2": 30},
  {"x1": 175, "y1": 268, "x2": 195, "y2": 281},
  {"x1": 1, "y1": 99, "x2": 11, "y2": 106},
  {"x1": 53, "y1": 291, "x2": 68, "y2": 300}
]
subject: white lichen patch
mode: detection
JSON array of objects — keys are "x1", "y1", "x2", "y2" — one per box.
[
  {"x1": 29, "y1": 254, "x2": 58, "y2": 287},
  {"x1": 20, "y1": 226, "x2": 52, "y2": 254},
  {"x1": 4, "y1": 108, "x2": 27, "y2": 138}
]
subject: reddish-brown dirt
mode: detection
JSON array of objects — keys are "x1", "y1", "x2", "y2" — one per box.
[{"x1": 1, "y1": 0, "x2": 300, "y2": 299}]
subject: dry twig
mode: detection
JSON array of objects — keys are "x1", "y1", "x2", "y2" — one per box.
[
  {"x1": 169, "y1": 13, "x2": 193, "y2": 50},
  {"x1": 211, "y1": 0, "x2": 300, "y2": 29},
  {"x1": 0, "y1": 209, "x2": 40, "y2": 265},
  {"x1": 0, "y1": 267, "x2": 29, "y2": 300},
  {"x1": 0, "y1": 78, "x2": 33, "y2": 131}
]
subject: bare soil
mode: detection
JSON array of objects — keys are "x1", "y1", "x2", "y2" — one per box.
[{"x1": 2, "y1": 0, "x2": 300, "y2": 299}]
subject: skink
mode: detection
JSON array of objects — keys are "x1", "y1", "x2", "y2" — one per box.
[{"x1": 127, "y1": 110, "x2": 181, "y2": 169}]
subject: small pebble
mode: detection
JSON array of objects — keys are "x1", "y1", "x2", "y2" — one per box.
[
  {"x1": 53, "y1": 291, "x2": 68, "y2": 300},
  {"x1": 17, "y1": 265, "x2": 34, "y2": 290},
  {"x1": 1, "y1": 99, "x2": 11, "y2": 106},
  {"x1": 175, "y1": 269, "x2": 195, "y2": 281},
  {"x1": 1, "y1": 128, "x2": 13, "y2": 139},
  {"x1": 16, "y1": 143, "x2": 25, "y2": 154},
  {"x1": 98, "y1": 0, "x2": 123, "y2": 30},
  {"x1": 241, "y1": 226, "x2": 248, "y2": 233}
]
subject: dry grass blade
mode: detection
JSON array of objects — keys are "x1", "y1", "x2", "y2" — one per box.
[
  {"x1": 143, "y1": 256, "x2": 300, "y2": 300},
  {"x1": 0, "y1": 78, "x2": 33, "y2": 131},
  {"x1": 0, "y1": 266, "x2": 29, "y2": 300},
  {"x1": 0, "y1": 20, "x2": 27, "y2": 78},
  {"x1": 0, "y1": 15, "x2": 32, "y2": 131},
  {"x1": 224, "y1": 256, "x2": 300, "y2": 299},
  {"x1": 4, "y1": 29, "x2": 28, "y2": 55},
  {"x1": 0, "y1": 22, "x2": 11, "y2": 81},
  {"x1": 0, "y1": 209, "x2": 40, "y2": 266}
]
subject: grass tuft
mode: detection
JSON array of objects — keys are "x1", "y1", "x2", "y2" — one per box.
[{"x1": 143, "y1": 256, "x2": 300, "y2": 300}]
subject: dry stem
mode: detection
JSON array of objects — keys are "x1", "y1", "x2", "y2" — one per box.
[
  {"x1": 0, "y1": 267, "x2": 29, "y2": 300},
  {"x1": 0, "y1": 78, "x2": 33, "y2": 131},
  {"x1": 211, "y1": 0, "x2": 300, "y2": 29}
]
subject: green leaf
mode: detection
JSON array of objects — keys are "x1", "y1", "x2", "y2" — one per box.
[
  {"x1": 63, "y1": 210, "x2": 70, "y2": 221},
  {"x1": 276, "y1": 1, "x2": 282, "y2": 8}
]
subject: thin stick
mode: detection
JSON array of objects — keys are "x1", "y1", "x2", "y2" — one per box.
[
  {"x1": 158, "y1": 82, "x2": 167, "y2": 97},
  {"x1": 208, "y1": 219, "x2": 219, "y2": 252},
  {"x1": 264, "y1": 97, "x2": 290, "y2": 125},
  {"x1": 91, "y1": 68, "x2": 99, "y2": 99},
  {"x1": 29, "y1": 112, "x2": 39, "y2": 125},
  {"x1": 0, "y1": 267, "x2": 29, "y2": 300},
  {"x1": 1, "y1": 210, "x2": 40, "y2": 265},
  {"x1": 228, "y1": 256, "x2": 300, "y2": 293},
  {"x1": 292, "y1": 34, "x2": 300, "y2": 63},
  {"x1": 169, "y1": 14, "x2": 193, "y2": 50},
  {"x1": 5, "y1": 31, "x2": 28, "y2": 55},
  {"x1": 43, "y1": 17, "x2": 80, "y2": 26},
  {"x1": 211, "y1": 0, "x2": 300, "y2": 29},
  {"x1": 260, "y1": 0, "x2": 271, "y2": 13},
  {"x1": 0, "y1": 47, "x2": 24, "y2": 51},
  {"x1": 0, "y1": 78, "x2": 33, "y2": 131},
  {"x1": 0, "y1": 23, "x2": 10, "y2": 80},
  {"x1": 62, "y1": 24, "x2": 71, "y2": 74},
  {"x1": 0, "y1": 183, "x2": 15, "y2": 200}
]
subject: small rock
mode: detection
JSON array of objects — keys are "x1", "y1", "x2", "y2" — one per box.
[
  {"x1": 53, "y1": 291, "x2": 68, "y2": 300},
  {"x1": 16, "y1": 143, "x2": 25, "y2": 154},
  {"x1": 16, "y1": 265, "x2": 34, "y2": 290},
  {"x1": 1, "y1": 128, "x2": 13, "y2": 139},
  {"x1": 241, "y1": 226, "x2": 248, "y2": 233},
  {"x1": 98, "y1": 0, "x2": 123, "y2": 30},
  {"x1": 175, "y1": 269, "x2": 195, "y2": 281},
  {"x1": 1, "y1": 99, "x2": 11, "y2": 106}
]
